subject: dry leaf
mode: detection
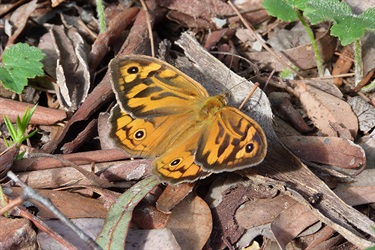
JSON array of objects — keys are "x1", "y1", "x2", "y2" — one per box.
[
  {"x1": 348, "y1": 96, "x2": 375, "y2": 133},
  {"x1": 291, "y1": 80, "x2": 358, "y2": 139},
  {"x1": 235, "y1": 195, "x2": 296, "y2": 229},
  {"x1": 0, "y1": 217, "x2": 37, "y2": 249},
  {"x1": 166, "y1": 193, "x2": 212, "y2": 250},
  {"x1": 332, "y1": 45, "x2": 354, "y2": 87},
  {"x1": 245, "y1": 30, "x2": 336, "y2": 71},
  {"x1": 271, "y1": 202, "x2": 319, "y2": 249},
  {"x1": 126, "y1": 228, "x2": 181, "y2": 249},
  {"x1": 281, "y1": 136, "x2": 366, "y2": 169},
  {"x1": 9, "y1": 187, "x2": 107, "y2": 219},
  {"x1": 0, "y1": 144, "x2": 18, "y2": 179},
  {"x1": 6, "y1": 0, "x2": 37, "y2": 47},
  {"x1": 156, "y1": 183, "x2": 195, "y2": 213},
  {"x1": 269, "y1": 92, "x2": 313, "y2": 133},
  {"x1": 51, "y1": 25, "x2": 91, "y2": 111}
]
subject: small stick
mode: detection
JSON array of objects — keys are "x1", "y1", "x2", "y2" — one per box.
[
  {"x1": 6, "y1": 171, "x2": 102, "y2": 250},
  {"x1": 140, "y1": 0, "x2": 155, "y2": 57},
  {"x1": 238, "y1": 82, "x2": 259, "y2": 110}
]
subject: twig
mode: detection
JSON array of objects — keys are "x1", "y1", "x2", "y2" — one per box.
[
  {"x1": 6, "y1": 171, "x2": 102, "y2": 250},
  {"x1": 238, "y1": 82, "x2": 259, "y2": 110},
  {"x1": 140, "y1": 0, "x2": 155, "y2": 57}
]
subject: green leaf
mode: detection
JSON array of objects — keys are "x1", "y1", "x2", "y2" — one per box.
[
  {"x1": 3, "y1": 104, "x2": 38, "y2": 147},
  {"x1": 263, "y1": 0, "x2": 375, "y2": 46},
  {"x1": 96, "y1": 176, "x2": 160, "y2": 249},
  {"x1": 0, "y1": 43, "x2": 45, "y2": 94},
  {"x1": 262, "y1": 0, "x2": 299, "y2": 21}
]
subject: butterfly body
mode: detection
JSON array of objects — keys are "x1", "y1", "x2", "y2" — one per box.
[{"x1": 109, "y1": 55, "x2": 267, "y2": 184}]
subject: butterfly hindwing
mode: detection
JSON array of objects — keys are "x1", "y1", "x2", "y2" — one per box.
[
  {"x1": 152, "y1": 131, "x2": 208, "y2": 184},
  {"x1": 110, "y1": 104, "x2": 194, "y2": 157},
  {"x1": 195, "y1": 107, "x2": 267, "y2": 172}
]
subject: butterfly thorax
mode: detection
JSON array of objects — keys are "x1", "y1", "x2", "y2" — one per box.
[{"x1": 197, "y1": 95, "x2": 227, "y2": 122}]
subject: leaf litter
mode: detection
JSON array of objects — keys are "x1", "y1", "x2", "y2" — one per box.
[{"x1": 0, "y1": 0, "x2": 375, "y2": 249}]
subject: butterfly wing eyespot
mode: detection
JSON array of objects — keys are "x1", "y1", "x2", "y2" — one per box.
[
  {"x1": 245, "y1": 143, "x2": 254, "y2": 153},
  {"x1": 195, "y1": 107, "x2": 267, "y2": 172},
  {"x1": 127, "y1": 66, "x2": 139, "y2": 74},
  {"x1": 133, "y1": 129, "x2": 146, "y2": 140},
  {"x1": 170, "y1": 158, "x2": 182, "y2": 166}
]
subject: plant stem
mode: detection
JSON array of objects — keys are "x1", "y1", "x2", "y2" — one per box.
[
  {"x1": 96, "y1": 0, "x2": 106, "y2": 33},
  {"x1": 353, "y1": 39, "x2": 363, "y2": 85},
  {"x1": 297, "y1": 12, "x2": 324, "y2": 77}
]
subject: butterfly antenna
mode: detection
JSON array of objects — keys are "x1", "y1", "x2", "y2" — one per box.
[{"x1": 238, "y1": 82, "x2": 259, "y2": 110}]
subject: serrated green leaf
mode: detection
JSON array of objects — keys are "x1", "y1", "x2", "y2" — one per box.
[
  {"x1": 263, "y1": 0, "x2": 375, "y2": 46},
  {"x1": 0, "y1": 43, "x2": 45, "y2": 94},
  {"x1": 262, "y1": 0, "x2": 299, "y2": 21},
  {"x1": 96, "y1": 176, "x2": 160, "y2": 249},
  {"x1": 298, "y1": 0, "x2": 375, "y2": 46}
]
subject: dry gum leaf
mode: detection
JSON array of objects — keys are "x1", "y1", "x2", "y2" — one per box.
[
  {"x1": 271, "y1": 202, "x2": 320, "y2": 249},
  {"x1": 348, "y1": 96, "x2": 375, "y2": 133},
  {"x1": 166, "y1": 193, "x2": 212, "y2": 250},
  {"x1": 156, "y1": 183, "x2": 195, "y2": 213},
  {"x1": 9, "y1": 187, "x2": 107, "y2": 219},
  {"x1": 51, "y1": 25, "x2": 91, "y2": 111},
  {"x1": 291, "y1": 80, "x2": 358, "y2": 139},
  {"x1": 281, "y1": 136, "x2": 366, "y2": 169}
]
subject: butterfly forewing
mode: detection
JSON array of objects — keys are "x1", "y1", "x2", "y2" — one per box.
[
  {"x1": 195, "y1": 107, "x2": 267, "y2": 172},
  {"x1": 110, "y1": 55, "x2": 209, "y2": 118}
]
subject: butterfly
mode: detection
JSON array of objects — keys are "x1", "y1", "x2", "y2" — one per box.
[{"x1": 109, "y1": 55, "x2": 267, "y2": 184}]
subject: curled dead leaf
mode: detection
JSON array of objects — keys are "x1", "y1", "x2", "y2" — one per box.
[{"x1": 291, "y1": 80, "x2": 358, "y2": 139}]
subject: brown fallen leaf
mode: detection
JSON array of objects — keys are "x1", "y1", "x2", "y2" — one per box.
[
  {"x1": 15, "y1": 159, "x2": 150, "y2": 189},
  {"x1": 159, "y1": 0, "x2": 233, "y2": 29},
  {"x1": 9, "y1": 187, "x2": 107, "y2": 219},
  {"x1": 6, "y1": 0, "x2": 37, "y2": 47},
  {"x1": 0, "y1": 217, "x2": 38, "y2": 249},
  {"x1": 205, "y1": 175, "x2": 278, "y2": 249},
  {"x1": 271, "y1": 202, "x2": 319, "y2": 249},
  {"x1": 303, "y1": 79, "x2": 343, "y2": 99},
  {"x1": 291, "y1": 80, "x2": 358, "y2": 139},
  {"x1": 245, "y1": 30, "x2": 336, "y2": 71},
  {"x1": 348, "y1": 96, "x2": 375, "y2": 133},
  {"x1": 269, "y1": 92, "x2": 313, "y2": 133},
  {"x1": 235, "y1": 194, "x2": 296, "y2": 229},
  {"x1": 332, "y1": 45, "x2": 354, "y2": 87},
  {"x1": 281, "y1": 136, "x2": 366, "y2": 169},
  {"x1": 166, "y1": 193, "x2": 212, "y2": 250},
  {"x1": 156, "y1": 183, "x2": 195, "y2": 213},
  {"x1": 335, "y1": 185, "x2": 375, "y2": 206},
  {"x1": 305, "y1": 226, "x2": 337, "y2": 250},
  {"x1": 0, "y1": 144, "x2": 19, "y2": 180},
  {"x1": 133, "y1": 202, "x2": 170, "y2": 229},
  {"x1": 89, "y1": 7, "x2": 140, "y2": 70},
  {"x1": 51, "y1": 25, "x2": 91, "y2": 111}
]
